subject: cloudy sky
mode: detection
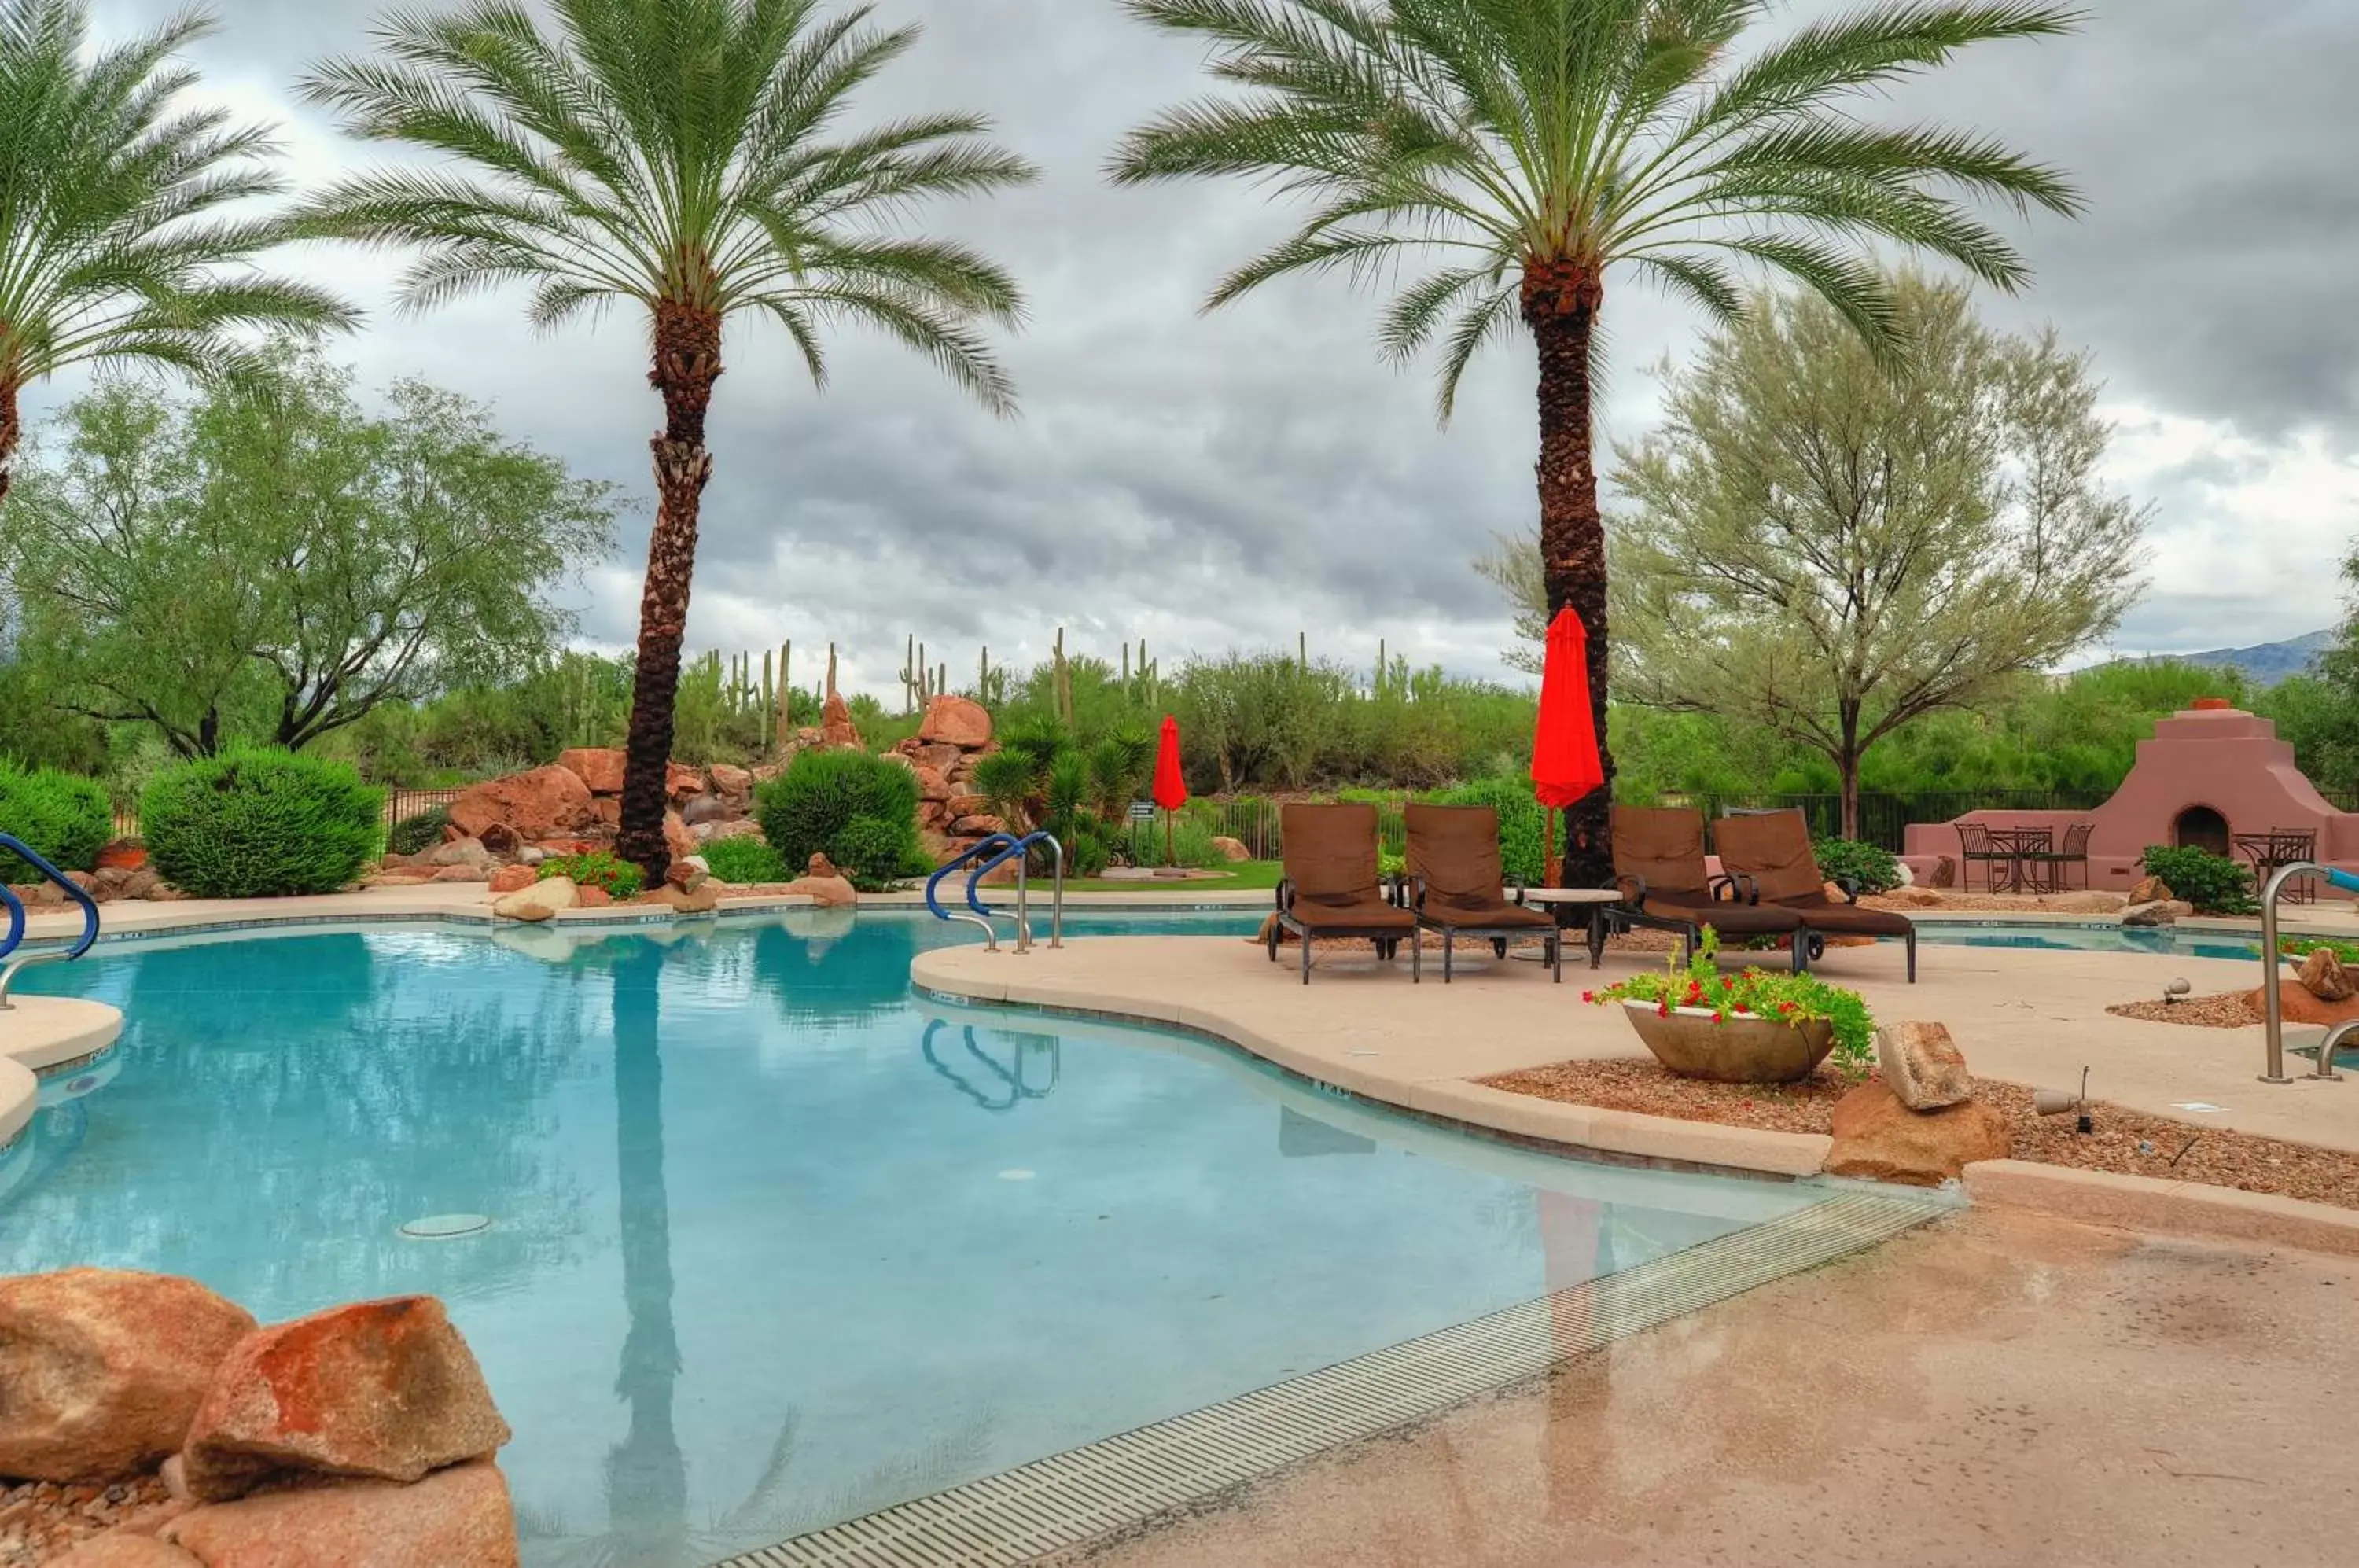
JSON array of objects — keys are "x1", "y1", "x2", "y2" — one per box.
[{"x1": 43, "y1": 0, "x2": 2359, "y2": 697}]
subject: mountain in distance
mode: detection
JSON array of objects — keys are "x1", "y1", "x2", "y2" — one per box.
[{"x1": 2147, "y1": 628, "x2": 2335, "y2": 684}]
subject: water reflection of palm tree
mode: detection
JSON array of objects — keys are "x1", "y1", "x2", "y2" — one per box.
[{"x1": 606, "y1": 944, "x2": 685, "y2": 1547}]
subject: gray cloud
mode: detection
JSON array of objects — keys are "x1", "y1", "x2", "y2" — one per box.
[{"x1": 39, "y1": 0, "x2": 2359, "y2": 694}]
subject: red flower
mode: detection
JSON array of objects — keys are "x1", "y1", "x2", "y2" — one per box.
[
  {"x1": 1581, "y1": 990, "x2": 1595, "y2": 1003},
  {"x1": 1777, "y1": 1001, "x2": 1796, "y2": 1014},
  {"x1": 1710, "y1": 1010, "x2": 1724, "y2": 1024},
  {"x1": 1658, "y1": 1002, "x2": 1673, "y2": 1018}
]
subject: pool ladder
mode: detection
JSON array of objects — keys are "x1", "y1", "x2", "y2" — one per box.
[
  {"x1": 0, "y1": 832, "x2": 101, "y2": 1007},
  {"x1": 923, "y1": 832, "x2": 1064, "y2": 953},
  {"x1": 2259, "y1": 860, "x2": 2359, "y2": 1082}
]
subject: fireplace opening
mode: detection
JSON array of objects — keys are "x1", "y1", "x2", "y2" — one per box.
[{"x1": 2173, "y1": 805, "x2": 2231, "y2": 856}]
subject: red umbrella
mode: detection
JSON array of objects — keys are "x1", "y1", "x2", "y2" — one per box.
[
  {"x1": 1531, "y1": 607, "x2": 1606, "y2": 882},
  {"x1": 1152, "y1": 714, "x2": 1187, "y2": 865}
]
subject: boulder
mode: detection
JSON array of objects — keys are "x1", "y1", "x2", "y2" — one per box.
[
  {"x1": 0, "y1": 1270, "x2": 257, "y2": 1483},
  {"x1": 807, "y1": 853, "x2": 840, "y2": 879},
  {"x1": 575, "y1": 886, "x2": 612, "y2": 909},
  {"x1": 2297, "y1": 947, "x2": 2354, "y2": 1002},
  {"x1": 780, "y1": 875, "x2": 858, "y2": 908},
  {"x1": 486, "y1": 866, "x2": 535, "y2": 896},
  {"x1": 951, "y1": 815, "x2": 1008, "y2": 837},
  {"x1": 1209, "y1": 836, "x2": 1252, "y2": 863},
  {"x1": 477, "y1": 823, "x2": 521, "y2": 859},
  {"x1": 447, "y1": 767, "x2": 594, "y2": 843},
  {"x1": 911, "y1": 742, "x2": 964, "y2": 774},
  {"x1": 591, "y1": 797, "x2": 622, "y2": 828},
  {"x1": 944, "y1": 793, "x2": 992, "y2": 821},
  {"x1": 664, "y1": 762, "x2": 705, "y2": 804},
  {"x1": 2044, "y1": 890, "x2": 2121, "y2": 914},
  {"x1": 2247, "y1": 977, "x2": 2359, "y2": 1028},
  {"x1": 819, "y1": 692, "x2": 861, "y2": 750},
  {"x1": 557, "y1": 748, "x2": 626, "y2": 795},
  {"x1": 2122, "y1": 899, "x2": 2195, "y2": 927},
  {"x1": 706, "y1": 763, "x2": 752, "y2": 804},
  {"x1": 491, "y1": 876, "x2": 576, "y2": 924},
  {"x1": 179, "y1": 1297, "x2": 510, "y2": 1501},
  {"x1": 362, "y1": 873, "x2": 435, "y2": 889},
  {"x1": 679, "y1": 793, "x2": 731, "y2": 827},
  {"x1": 1825, "y1": 1081, "x2": 2010, "y2": 1185},
  {"x1": 65, "y1": 870, "x2": 100, "y2": 896},
  {"x1": 142, "y1": 884, "x2": 186, "y2": 902},
  {"x1": 428, "y1": 864, "x2": 488, "y2": 885},
  {"x1": 666, "y1": 855, "x2": 710, "y2": 893},
  {"x1": 918, "y1": 694, "x2": 992, "y2": 749},
  {"x1": 691, "y1": 819, "x2": 763, "y2": 845},
  {"x1": 913, "y1": 765, "x2": 953, "y2": 803},
  {"x1": 648, "y1": 883, "x2": 719, "y2": 915},
  {"x1": 664, "y1": 812, "x2": 696, "y2": 867},
  {"x1": 1875, "y1": 1021, "x2": 1974, "y2": 1111},
  {"x1": 50, "y1": 1537, "x2": 203, "y2": 1567},
  {"x1": 2126, "y1": 874, "x2": 2173, "y2": 906},
  {"x1": 161, "y1": 1459, "x2": 518, "y2": 1568}
]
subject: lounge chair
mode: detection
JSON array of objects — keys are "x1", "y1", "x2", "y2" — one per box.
[
  {"x1": 1400, "y1": 804, "x2": 1560, "y2": 982},
  {"x1": 1269, "y1": 803, "x2": 1415, "y2": 984},
  {"x1": 1711, "y1": 809, "x2": 1919, "y2": 982},
  {"x1": 1608, "y1": 805, "x2": 1806, "y2": 957}
]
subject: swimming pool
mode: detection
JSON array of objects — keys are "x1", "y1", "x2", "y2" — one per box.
[
  {"x1": 1914, "y1": 920, "x2": 2265, "y2": 962},
  {"x1": 2, "y1": 911, "x2": 1893, "y2": 1566}
]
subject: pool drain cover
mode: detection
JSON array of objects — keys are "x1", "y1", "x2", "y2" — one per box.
[{"x1": 398, "y1": 1213, "x2": 491, "y2": 1240}]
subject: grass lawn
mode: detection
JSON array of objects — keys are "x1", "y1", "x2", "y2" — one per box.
[{"x1": 1058, "y1": 859, "x2": 1283, "y2": 895}]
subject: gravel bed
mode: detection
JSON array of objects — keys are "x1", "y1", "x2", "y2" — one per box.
[
  {"x1": 0, "y1": 1475, "x2": 171, "y2": 1566},
  {"x1": 1482, "y1": 1064, "x2": 2359, "y2": 1212},
  {"x1": 2105, "y1": 992, "x2": 2261, "y2": 1028}
]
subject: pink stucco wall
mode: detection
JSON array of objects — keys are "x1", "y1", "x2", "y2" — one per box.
[{"x1": 1900, "y1": 705, "x2": 2356, "y2": 893}]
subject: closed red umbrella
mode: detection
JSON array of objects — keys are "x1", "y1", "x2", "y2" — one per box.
[
  {"x1": 1152, "y1": 715, "x2": 1187, "y2": 865},
  {"x1": 1531, "y1": 607, "x2": 1606, "y2": 882}
]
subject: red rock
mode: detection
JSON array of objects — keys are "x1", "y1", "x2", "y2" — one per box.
[
  {"x1": 951, "y1": 815, "x2": 1008, "y2": 837},
  {"x1": 447, "y1": 767, "x2": 594, "y2": 843},
  {"x1": 913, "y1": 765, "x2": 952, "y2": 803},
  {"x1": 362, "y1": 874, "x2": 435, "y2": 889},
  {"x1": 1825, "y1": 1081, "x2": 2010, "y2": 1185},
  {"x1": 944, "y1": 793, "x2": 992, "y2": 820},
  {"x1": 663, "y1": 812, "x2": 696, "y2": 867},
  {"x1": 576, "y1": 885, "x2": 612, "y2": 908},
  {"x1": 664, "y1": 763, "x2": 705, "y2": 803},
  {"x1": 160, "y1": 1459, "x2": 518, "y2": 1568},
  {"x1": 649, "y1": 883, "x2": 719, "y2": 914},
  {"x1": 477, "y1": 823, "x2": 521, "y2": 858},
  {"x1": 781, "y1": 875, "x2": 858, "y2": 907},
  {"x1": 1876, "y1": 1021, "x2": 1973, "y2": 1110},
  {"x1": 2247, "y1": 978, "x2": 2359, "y2": 1027},
  {"x1": 706, "y1": 763, "x2": 752, "y2": 802},
  {"x1": 556, "y1": 748, "x2": 625, "y2": 794},
  {"x1": 591, "y1": 797, "x2": 621, "y2": 827},
  {"x1": 1209, "y1": 836, "x2": 1251, "y2": 863},
  {"x1": 179, "y1": 1298, "x2": 510, "y2": 1500},
  {"x1": 918, "y1": 694, "x2": 992, "y2": 749},
  {"x1": 807, "y1": 853, "x2": 840, "y2": 879},
  {"x1": 820, "y1": 692, "x2": 861, "y2": 749},
  {"x1": 2297, "y1": 948, "x2": 2353, "y2": 1001},
  {"x1": 95, "y1": 841, "x2": 149, "y2": 873},
  {"x1": 0, "y1": 1270, "x2": 257, "y2": 1483},
  {"x1": 429, "y1": 864, "x2": 488, "y2": 884},
  {"x1": 486, "y1": 866, "x2": 535, "y2": 895},
  {"x1": 911, "y1": 742, "x2": 963, "y2": 773},
  {"x1": 2127, "y1": 874, "x2": 2172, "y2": 905},
  {"x1": 48, "y1": 1536, "x2": 203, "y2": 1566}
]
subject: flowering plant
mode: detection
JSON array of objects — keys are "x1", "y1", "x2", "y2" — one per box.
[{"x1": 1582, "y1": 927, "x2": 1875, "y2": 1078}]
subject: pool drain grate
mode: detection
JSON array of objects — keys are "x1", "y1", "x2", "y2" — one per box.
[{"x1": 712, "y1": 1189, "x2": 1940, "y2": 1568}]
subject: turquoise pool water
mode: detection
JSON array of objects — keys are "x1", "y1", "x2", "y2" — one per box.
[
  {"x1": 1915, "y1": 921, "x2": 2264, "y2": 962},
  {"x1": 0, "y1": 912, "x2": 1836, "y2": 1566}
]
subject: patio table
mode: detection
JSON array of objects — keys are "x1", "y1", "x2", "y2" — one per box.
[
  {"x1": 1517, "y1": 887, "x2": 1623, "y2": 970},
  {"x1": 2235, "y1": 829, "x2": 2318, "y2": 904},
  {"x1": 1988, "y1": 826, "x2": 2055, "y2": 894}
]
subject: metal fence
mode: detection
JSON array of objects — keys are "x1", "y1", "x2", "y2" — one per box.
[
  {"x1": 112, "y1": 786, "x2": 470, "y2": 842},
  {"x1": 1139, "y1": 787, "x2": 2136, "y2": 862}
]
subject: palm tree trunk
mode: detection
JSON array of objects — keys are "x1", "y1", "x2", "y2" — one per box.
[
  {"x1": 617, "y1": 302, "x2": 724, "y2": 883},
  {"x1": 1524, "y1": 259, "x2": 1616, "y2": 888},
  {"x1": 0, "y1": 377, "x2": 20, "y2": 510}
]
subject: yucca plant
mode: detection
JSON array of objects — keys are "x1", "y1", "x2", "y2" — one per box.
[
  {"x1": 0, "y1": 0, "x2": 353, "y2": 508},
  {"x1": 296, "y1": 0, "x2": 1037, "y2": 881},
  {"x1": 1112, "y1": 0, "x2": 2082, "y2": 882}
]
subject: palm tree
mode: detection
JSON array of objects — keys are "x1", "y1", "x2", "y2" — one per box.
[
  {"x1": 0, "y1": 0, "x2": 354, "y2": 508},
  {"x1": 1112, "y1": 0, "x2": 2082, "y2": 882},
  {"x1": 296, "y1": 0, "x2": 1036, "y2": 882}
]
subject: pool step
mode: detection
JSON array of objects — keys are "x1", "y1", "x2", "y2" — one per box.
[{"x1": 713, "y1": 1188, "x2": 1941, "y2": 1568}]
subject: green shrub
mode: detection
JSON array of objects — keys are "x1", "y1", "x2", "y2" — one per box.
[
  {"x1": 386, "y1": 806, "x2": 450, "y2": 858},
  {"x1": 141, "y1": 749, "x2": 383, "y2": 898},
  {"x1": 2139, "y1": 845, "x2": 2257, "y2": 915},
  {"x1": 701, "y1": 836, "x2": 788, "y2": 885},
  {"x1": 0, "y1": 762, "x2": 112, "y2": 883},
  {"x1": 1812, "y1": 837, "x2": 1901, "y2": 894},
  {"x1": 819, "y1": 815, "x2": 914, "y2": 890},
  {"x1": 756, "y1": 749, "x2": 922, "y2": 878},
  {"x1": 539, "y1": 848, "x2": 643, "y2": 900}
]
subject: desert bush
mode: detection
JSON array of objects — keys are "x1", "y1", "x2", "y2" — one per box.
[
  {"x1": 1812, "y1": 837, "x2": 1902, "y2": 893},
  {"x1": 539, "y1": 848, "x2": 643, "y2": 899},
  {"x1": 0, "y1": 762, "x2": 112, "y2": 883},
  {"x1": 829, "y1": 815, "x2": 925, "y2": 890},
  {"x1": 2138, "y1": 845, "x2": 2256, "y2": 915},
  {"x1": 141, "y1": 749, "x2": 383, "y2": 898},
  {"x1": 386, "y1": 806, "x2": 450, "y2": 857},
  {"x1": 701, "y1": 836, "x2": 788, "y2": 885},
  {"x1": 757, "y1": 749, "x2": 921, "y2": 881}
]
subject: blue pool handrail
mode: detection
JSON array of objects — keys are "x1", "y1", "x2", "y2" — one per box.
[
  {"x1": 0, "y1": 832, "x2": 101, "y2": 1007},
  {"x1": 0, "y1": 885, "x2": 24, "y2": 963},
  {"x1": 925, "y1": 834, "x2": 1018, "y2": 949},
  {"x1": 965, "y1": 831, "x2": 1063, "y2": 953}
]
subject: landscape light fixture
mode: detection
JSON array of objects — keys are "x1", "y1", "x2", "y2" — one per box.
[
  {"x1": 2033, "y1": 1067, "x2": 2095, "y2": 1134},
  {"x1": 2163, "y1": 977, "x2": 2192, "y2": 1004}
]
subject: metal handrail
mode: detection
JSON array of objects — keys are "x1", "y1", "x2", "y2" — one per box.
[
  {"x1": 2259, "y1": 860, "x2": 2359, "y2": 1082},
  {"x1": 964, "y1": 831, "x2": 1065, "y2": 955},
  {"x1": 924, "y1": 833, "x2": 1018, "y2": 951},
  {"x1": 0, "y1": 833, "x2": 101, "y2": 1009},
  {"x1": 0, "y1": 885, "x2": 23, "y2": 964}
]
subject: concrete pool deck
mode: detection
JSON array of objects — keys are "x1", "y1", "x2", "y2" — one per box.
[
  {"x1": 1069, "y1": 1204, "x2": 2359, "y2": 1568},
  {"x1": 913, "y1": 932, "x2": 2359, "y2": 1159}
]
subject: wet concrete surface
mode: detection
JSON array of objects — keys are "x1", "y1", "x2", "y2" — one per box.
[{"x1": 1073, "y1": 1209, "x2": 2359, "y2": 1566}]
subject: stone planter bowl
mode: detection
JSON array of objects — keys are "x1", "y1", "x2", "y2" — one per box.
[{"x1": 1620, "y1": 999, "x2": 1835, "y2": 1084}]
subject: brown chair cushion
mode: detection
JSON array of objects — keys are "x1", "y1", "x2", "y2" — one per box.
[
  {"x1": 1416, "y1": 899, "x2": 1554, "y2": 931},
  {"x1": 1287, "y1": 896, "x2": 1412, "y2": 933},
  {"x1": 1711, "y1": 811, "x2": 1827, "y2": 903},
  {"x1": 1612, "y1": 804, "x2": 1714, "y2": 902},
  {"x1": 1404, "y1": 804, "x2": 1507, "y2": 912},
  {"x1": 1281, "y1": 802, "x2": 1383, "y2": 903},
  {"x1": 1641, "y1": 896, "x2": 1802, "y2": 936},
  {"x1": 1788, "y1": 902, "x2": 1915, "y2": 939}
]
